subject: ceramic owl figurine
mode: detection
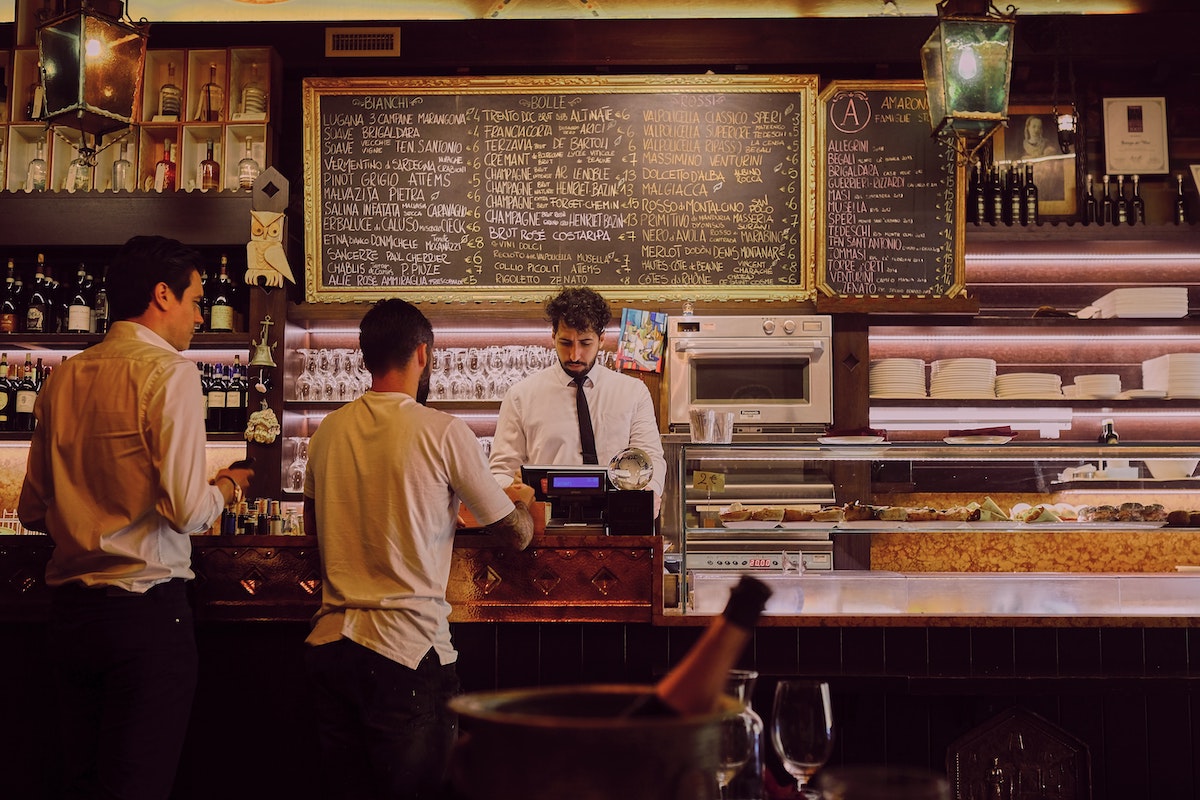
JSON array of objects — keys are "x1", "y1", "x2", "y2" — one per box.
[{"x1": 246, "y1": 209, "x2": 295, "y2": 287}]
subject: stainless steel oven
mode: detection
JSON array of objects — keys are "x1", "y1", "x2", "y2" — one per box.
[{"x1": 666, "y1": 314, "x2": 833, "y2": 433}]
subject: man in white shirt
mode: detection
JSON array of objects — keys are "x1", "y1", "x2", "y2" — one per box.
[
  {"x1": 303, "y1": 298, "x2": 535, "y2": 800},
  {"x1": 489, "y1": 287, "x2": 666, "y2": 513},
  {"x1": 19, "y1": 235, "x2": 253, "y2": 800}
]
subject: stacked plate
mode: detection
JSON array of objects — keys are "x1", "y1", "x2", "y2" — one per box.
[
  {"x1": 994, "y1": 372, "x2": 1063, "y2": 399},
  {"x1": 1090, "y1": 287, "x2": 1189, "y2": 319},
  {"x1": 1073, "y1": 373, "x2": 1122, "y2": 399},
  {"x1": 930, "y1": 358, "x2": 997, "y2": 399},
  {"x1": 1143, "y1": 353, "x2": 1200, "y2": 399},
  {"x1": 869, "y1": 358, "x2": 926, "y2": 398}
]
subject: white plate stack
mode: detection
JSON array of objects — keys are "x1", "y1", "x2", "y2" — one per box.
[
  {"x1": 1091, "y1": 287, "x2": 1189, "y2": 319},
  {"x1": 994, "y1": 372, "x2": 1063, "y2": 399},
  {"x1": 1073, "y1": 373, "x2": 1122, "y2": 399},
  {"x1": 1143, "y1": 353, "x2": 1200, "y2": 399},
  {"x1": 930, "y1": 358, "x2": 997, "y2": 398},
  {"x1": 869, "y1": 358, "x2": 926, "y2": 397}
]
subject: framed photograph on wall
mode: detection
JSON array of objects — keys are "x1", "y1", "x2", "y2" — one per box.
[
  {"x1": 1103, "y1": 97, "x2": 1169, "y2": 175},
  {"x1": 993, "y1": 104, "x2": 1078, "y2": 219}
]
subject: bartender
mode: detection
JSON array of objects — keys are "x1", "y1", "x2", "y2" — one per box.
[{"x1": 489, "y1": 286, "x2": 667, "y2": 514}]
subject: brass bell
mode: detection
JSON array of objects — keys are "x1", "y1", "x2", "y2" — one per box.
[{"x1": 249, "y1": 314, "x2": 277, "y2": 368}]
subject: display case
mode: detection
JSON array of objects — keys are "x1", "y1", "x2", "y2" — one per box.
[{"x1": 676, "y1": 441, "x2": 1200, "y2": 619}]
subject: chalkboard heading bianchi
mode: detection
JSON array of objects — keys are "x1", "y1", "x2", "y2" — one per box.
[{"x1": 302, "y1": 74, "x2": 817, "y2": 304}]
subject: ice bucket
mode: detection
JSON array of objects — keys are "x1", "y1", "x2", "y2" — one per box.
[{"x1": 448, "y1": 684, "x2": 738, "y2": 800}]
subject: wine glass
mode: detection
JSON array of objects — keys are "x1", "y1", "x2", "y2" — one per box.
[
  {"x1": 715, "y1": 712, "x2": 756, "y2": 799},
  {"x1": 771, "y1": 680, "x2": 834, "y2": 799}
]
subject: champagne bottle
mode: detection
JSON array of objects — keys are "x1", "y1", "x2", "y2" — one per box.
[
  {"x1": 622, "y1": 575, "x2": 772, "y2": 717},
  {"x1": 24, "y1": 255, "x2": 49, "y2": 333},
  {"x1": 1089, "y1": 175, "x2": 1099, "y2": 225},
  {"x1": 1176, "y1": 174, "x2": 1190, "y2": 225},
  {"x1": 1099, "y1": 174, "x2": 1113, "y2": 226},
  {"x1": 1022, "y1": 164, "x2": 1038, "y2": 226},
  {"x1": 1115, "y1": 175, "x2": 1128, "y2": 225},
  {"x1": 200, "y1": 139, "x2": 221, "y2": 192}
]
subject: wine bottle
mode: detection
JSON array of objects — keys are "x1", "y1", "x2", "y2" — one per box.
[
  {"x1": 14, "y1": 354, "x2": 37, "y2": 432},
  {"x1": 1022, "y1": 164, "x2": 1038, "y2": 227},
  {"x1": 154, "y1": 139, "x2": 177, "y2": 193},
  {"x1": 200, "y1": 138, "x2": 221, "y2": 192},
  {"x1": 1099, "y1": 174, "x2": 1113, "y2": 226},
  {"x1": 24, "y1": 255, "x2": 49, "y2": 333},
  {"x1": 92, "y1": 268, "x2": 109, "y2": 335},
  {"x1": 1084, "y1": 175, "x2": 1097, "y2": 225},
  {"x1": 26, "y1": 140, "x2": 48, "y2": 193},
  {"x1": 158, "y1": 62, "x2": 182, "y2": 119},
  {"x1": 111, "y1": 142, "x2": 133, "y2": 193},
  {"x1": 622, "y1": 575, "x2": 772, "y2": 717},
  {"x1": 0, "y1": 353, "x2": 10, "y2": 432},
  {"x1": 226, "y1": 355, "x2": 247, "y2": 433},
  {"x1": 1115, "y1": 175, "x2": 1128, "y2": 225},
  {"x1": 0, "y1": 261, "x2": 17, "y2": 334},
  {"x1": 1176, "y1": 174, "x2": 1190, "y2": 225},
  {"x1": 1098, "y1": 418, "x2": 1119, "y2": 445},
  {"x1": 207, "y1": 363, "x2": 228, "y2": 432},
  {"x1": 198, "y1": 63, "x2": 223, "y2": 122},
  {"x1": 1129, "y1": 175, "x2": 1145, "y2": 226},
  {"x1": 68, "y1": 149, "x2": 93, "y2": 193},
  {"x1": 237, "y1": 136, "x2": 261, "y2": 191},
  {"x1": 66, "y1": 264, "x2": 92, "y2": 333},
  {"x1": 967, "y1": 161, "x2": 981, "y2": 225},
  {"x1": 988, "y1": 164, "x2": 1003, "y2": 226},
  {"x1": 207, "y1": 257, "x2": 235, "y2": 332},
  {"x1": 1007, "y1": 165, "x2": 1022, "y2": 227}
]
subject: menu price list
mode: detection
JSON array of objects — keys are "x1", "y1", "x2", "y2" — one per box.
[
  {"x1": 821, "y1": 85, "x2": 959, "y2": 298},
  {"x1": 310, "y1": 79, "x2": 813, "y2": 295}
]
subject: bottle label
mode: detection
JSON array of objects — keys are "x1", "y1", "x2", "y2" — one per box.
[
  {"x1": 208, "y1": 391, "x2": 227, "y2": 409},
  {"x1": 0, "y1": 393, "x2": 8, "y2": 411},
  {"x1": 25, "y1": 307, "x2": 44, "y2": 332},
  {"x1": 0, "y1": 313, "x2": 15, "y2": 333},
  {"x1": 67, "y1": 305, "x2": 91, "y2": 333},
  {"x1": 209, "y1": 305, "x2": 234, "y2": 332},
  {"x1": 15, "y1": 390, "x2": 36, "y2": 414},
  {"x1": 226, "y1": 390, "x2": 241, "y2": 409}
]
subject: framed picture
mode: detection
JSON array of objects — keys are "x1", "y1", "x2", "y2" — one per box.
[
  {"x1": 1103, "y1": 97, "x2": 1169, "y2": 175},
  {"x1": 993, "y1": 105, "x2": 1078, "y2": 218}
]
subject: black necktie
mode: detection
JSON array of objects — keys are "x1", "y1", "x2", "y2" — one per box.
[{"x1": 573, "y1": 374, "x2": 598, "y2": 464}]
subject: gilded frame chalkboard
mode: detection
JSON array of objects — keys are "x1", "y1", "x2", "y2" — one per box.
[
  {"x1": 302, "y1": 74, "x2": 818, "y2": 304},
  {"x1": 816, "y1": 80, "x2": 966, "y2": 301}
]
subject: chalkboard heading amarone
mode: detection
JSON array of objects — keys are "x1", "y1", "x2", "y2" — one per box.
[
  {"x1": 816, "y1": 80, "x2": 966, "y2": 305},
  {"x1": 302, "y1": 75, "x2": 817, "y2": 304}
]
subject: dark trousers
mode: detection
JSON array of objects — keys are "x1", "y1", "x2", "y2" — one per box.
[
  {"x1": 305, "y1": 638, "x2": 461, "y2": 800},
  {"x1": 48, "y1": 579, "x2": 198, "y2": 800}
]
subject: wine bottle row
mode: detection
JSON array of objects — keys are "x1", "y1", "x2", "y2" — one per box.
[
  {"x1": 0, "y1": 253, "x2": 248, "y2": 335},
  {"x1": 0, "y1": 352, "x2": 54, "y2": 432},
  {"x1": 201, "y1": 357, "x2": 250, "y2": 434},
  {"x1": 1083, "y1": 173, "x2": 1191, "y2": 226},
  {"x1": 967, "y1": 161, "x2": 1040, "y2": 227}
]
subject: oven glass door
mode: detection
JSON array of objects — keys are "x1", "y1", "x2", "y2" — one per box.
[{"x1": 692, "y1": 352, "x2": 811, "y2": 406}]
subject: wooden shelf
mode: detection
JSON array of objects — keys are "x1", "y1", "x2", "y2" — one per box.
[{"x1": 0, "y1": 331, "x2": 250, "y2": 349}]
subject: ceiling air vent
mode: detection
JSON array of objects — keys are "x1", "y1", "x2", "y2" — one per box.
[{"x1": 325, "y1": 26, "x2": 401, "y2": 58}]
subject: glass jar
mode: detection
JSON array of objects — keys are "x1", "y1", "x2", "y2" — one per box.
[{"x1": 725, "y1": 669, "x2": 765, "y2": 800}]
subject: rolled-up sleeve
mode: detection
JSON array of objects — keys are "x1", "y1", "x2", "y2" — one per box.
[{"x1": 150, "y1": 360, "x2": 224, "y2": 534}]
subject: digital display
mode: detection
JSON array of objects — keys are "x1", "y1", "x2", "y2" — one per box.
[
  {"x1": 550, "y1": 475, "x2": 603, "y2": 490},
  {"x1": 746, "y1": 558, "x2": 774, "y2": 568}
]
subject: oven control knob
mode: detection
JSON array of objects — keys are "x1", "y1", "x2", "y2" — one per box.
[
  {"x1": 761, "y1": 319, "x2": 776, "y2": 334},
  {"x1": 782, "y1": 319, "x2": 797, "y2": 335}
]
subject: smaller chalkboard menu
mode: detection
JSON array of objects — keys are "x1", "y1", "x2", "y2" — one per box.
[
  {"x1": 302, "y1": 74, "x2": 818, "y2": 304},
  {"x1": 816, "y1": 80, "x2": 965, "y2": 302}
]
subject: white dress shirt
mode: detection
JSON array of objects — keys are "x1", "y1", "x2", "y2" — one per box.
[
  {"x1": 489, "y1": 363, "x2": 666, "y2": 496},
  {"x1": 18, "y1": 321, "x2": 225, "y2": 591}
]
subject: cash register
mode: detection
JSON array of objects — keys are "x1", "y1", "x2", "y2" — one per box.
[{"x1": 521, "y1": 449, "x2": 655, "y2": 535}]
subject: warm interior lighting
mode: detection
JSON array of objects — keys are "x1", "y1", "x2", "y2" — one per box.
[
  {"x1": 921, "y1": 0, "x2": 1016, "y2": 158},
  {"x1": 37, "y1": 0, "x2": 149, "y2": 143}
]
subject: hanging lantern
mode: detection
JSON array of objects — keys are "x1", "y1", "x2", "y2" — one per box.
[
  {"x1": 37, "y1": 0, "x2": 149, "y2": 143},
  {"x1": 921, "y1": 0, "x2": 1016, "y2": 152}
]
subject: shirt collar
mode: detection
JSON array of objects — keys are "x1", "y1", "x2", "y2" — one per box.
[
  {"x1": 107, "y1": 320, "x2": 178, "y2": 354},
  {"x1": 559, "y1": 362, "x2": 607, "y2": 387}
]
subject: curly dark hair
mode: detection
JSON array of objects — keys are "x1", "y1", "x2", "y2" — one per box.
[{"x1": 544, "y1": 287, "x2": 611, "y2": 336}]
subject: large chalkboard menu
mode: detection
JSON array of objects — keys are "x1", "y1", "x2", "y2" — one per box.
[
  {"x1": 302, "y1": 75, "x2": 817, "y2": 303},
  {"x1": 816, "y1": 80, "x2": 965, "y2": 300}
]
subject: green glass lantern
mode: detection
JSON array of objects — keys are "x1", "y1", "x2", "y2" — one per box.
[
  {"x1": 921, "y1": 0, "x2": 1015, "y2": 150},
  {"x1": 37, "y1": 0, "x2": 149, "y2": 143}
]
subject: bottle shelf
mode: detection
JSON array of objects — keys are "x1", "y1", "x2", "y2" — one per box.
[{"x1": 0, "y1": 331, "x2": 250, "y2": 349}]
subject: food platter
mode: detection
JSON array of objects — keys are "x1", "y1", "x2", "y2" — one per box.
[{"x1": 943, "y1": 435, "x2": 1014, "y2": 445}]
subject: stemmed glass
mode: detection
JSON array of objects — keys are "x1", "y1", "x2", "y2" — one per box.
[
  {"x1": 715, "y1": 712, "x2": 756, "y2": 800},
  {"x1": 771, "y1": 680, "x2": 834, "y2": 799}
]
